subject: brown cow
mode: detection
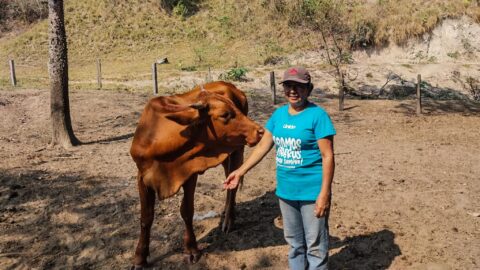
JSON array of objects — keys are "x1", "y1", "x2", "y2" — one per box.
[{"x1": 130, "y1": 81, "x2": 264, "y2": 267}]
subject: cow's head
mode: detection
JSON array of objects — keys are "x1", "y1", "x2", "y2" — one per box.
[{"x1": 164, "y1": 91, "x2": 264, "y2": 147}]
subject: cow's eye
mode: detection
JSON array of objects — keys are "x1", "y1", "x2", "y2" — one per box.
[{"x1": 220, "y1": 112, "x2": 230, "y2": 119}]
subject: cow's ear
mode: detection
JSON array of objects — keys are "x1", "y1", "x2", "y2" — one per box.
[
  {"x1": 165, "y1": 109, "x2": 200, "y2": 125},
  {"x1": 165, "y1": 102, "x2": 208, "y2": 125}
]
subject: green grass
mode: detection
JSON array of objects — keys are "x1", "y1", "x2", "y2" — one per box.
[{"x1": 1, "y1": 0, "x2": 479, "y2": 90}]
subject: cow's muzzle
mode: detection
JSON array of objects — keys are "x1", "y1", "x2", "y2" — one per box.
[{"x1": 247, "y1": 126, "x2": 265, "y2": 147}]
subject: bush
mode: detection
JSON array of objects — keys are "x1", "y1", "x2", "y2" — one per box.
[
  {"x1": 219, "y1": 67, "x2": 248, "y2": 82},
  {"x1": 447, "y1": 51, "x2": 460, "y2": 59},
  {"x1": 451, "y1": 71, "x2": 480, "y2": 101},
  {"x1": 350, "y1": 19, "x2": 377, "y2": 48},
  {"x1": 0, "y1": 0, "x2": 47, "y2": 24},
  {"x1": 159, "y1": 0, "x2": 199, "y2": 18},
  {"x1": 466, "y1": 76, "x2": 480, "y2": 101},
  {"x1": 0, "y1": 0, "x2": 47, "y2": 35},
  {"x1": 263, "y1": 55, "x2": 285, "y2": 65}
]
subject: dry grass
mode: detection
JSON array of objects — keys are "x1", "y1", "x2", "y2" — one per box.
[{"x1": 0, "y1": 0, "x2": 478, "y2": 90}]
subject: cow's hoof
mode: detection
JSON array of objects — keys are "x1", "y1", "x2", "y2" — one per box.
[
  {"x1": 221, "y1": 218, "x2": 234, "y2": 233},
  {"x1": 184, "y1": 252, "x2": 201, "y2": 264}
]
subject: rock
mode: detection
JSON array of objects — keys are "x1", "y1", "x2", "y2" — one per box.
[
  {"x1": 192, "y1": 210, "x2": 219, "y2": 221},
  {"x1": 274, "y1": 215, "x2": 283, "y2": 229}
]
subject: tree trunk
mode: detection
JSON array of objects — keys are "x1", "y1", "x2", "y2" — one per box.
[{"x1": 48, "y1": 0, "x2": 79, "y2": 148}]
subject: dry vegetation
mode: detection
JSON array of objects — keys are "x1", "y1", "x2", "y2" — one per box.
[
  {"x1": 0, "y1": 0, "x2": 48, "y2": 35},
  {"x1": 0, "y1": 0, "x2": 479, "y2": 90}
]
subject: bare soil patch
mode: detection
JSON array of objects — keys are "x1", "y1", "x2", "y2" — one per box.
[{"x1": 0, "y1": 88, "x2": 479, "y2": 269}]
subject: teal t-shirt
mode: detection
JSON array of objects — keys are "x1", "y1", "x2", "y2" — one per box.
[{"x1": 265, "y1": 102, "x2": 336, "y2": 201}]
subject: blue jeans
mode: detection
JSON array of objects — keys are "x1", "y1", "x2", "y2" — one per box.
[{"x1": 279, "y1": 198, "x2": 329, "y2": 270}]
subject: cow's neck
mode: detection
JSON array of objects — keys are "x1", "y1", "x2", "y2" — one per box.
[
  {"x1": 154, "y1": 140, "x2": 234, "y2": 200},
  {"x1": 181, "y1": 141, "x2": 232, "y2": 173}
]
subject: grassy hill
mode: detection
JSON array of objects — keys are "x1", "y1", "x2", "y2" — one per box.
[{"x1": 1, "y1": 0, "x2": 479, "y2": 90}]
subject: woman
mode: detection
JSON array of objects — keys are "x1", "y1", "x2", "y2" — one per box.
[{"x1": 224, "y1": 66, "x2": 336, "y2": 270}]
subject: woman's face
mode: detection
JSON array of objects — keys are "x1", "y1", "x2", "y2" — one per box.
[{"x1": 283, "y1": 82, "x2": 310, "y2": 107}]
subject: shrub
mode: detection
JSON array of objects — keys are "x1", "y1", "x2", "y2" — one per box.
[
  {"x1": 451, "y1": 71, "x2": 480, "y2": 101},
  {"x1": 159, "y1": 0, "x2": 199, "y2": 18},
  {"x1": 180, "y1": 65, "x2": 197, "y2": 71},
  {"x1": 465, "y1": 76, "x2": 480, "y2": 101},
  {"x1": 263, "y1": 55, "x2": 285, "y2": 65},
  {"x1": 0, "y1": 0, "x2": 47, "y2": 29},
  {"x1": 350, "y1": 19, "x2": 377, "y2": 48},
  {"x1": 219, "y1": 67, "x2": 248, "y2": 82},
  {"x1": 447, "y1": 51, "x2": 460, "y2": 59}
]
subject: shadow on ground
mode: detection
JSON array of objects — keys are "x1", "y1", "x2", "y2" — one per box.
[
  {"x1": 330, "y1": 229, "x2": 401, "y2": 270},
  {"x1": 148, "y1": 191, "x2": 401, "y2": 269},
  {"x1": 82, "y1": 132, "x2": 134, "y2": 145},
  {"x1": 394, "y1": 99, "x2": 480, "y2": 115},
  {"x1": 0, "y1": 169, "x2": 138, "y2": 269}
]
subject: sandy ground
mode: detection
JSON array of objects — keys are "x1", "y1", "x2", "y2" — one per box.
[{"x1": 0, "y1": 86, "x2": 479, "y2": 270}]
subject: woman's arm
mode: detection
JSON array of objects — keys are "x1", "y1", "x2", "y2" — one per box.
[
  {"x1": 223, "y1": 130, "x2": 274, "y2": 189},
  {"x1": 315, "y1": 135, "x2": 335, "y2": 217}
]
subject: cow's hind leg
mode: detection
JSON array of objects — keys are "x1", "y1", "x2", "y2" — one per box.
[
  {"x1": 133, "y1": 173, "x2": 156, "y2": 267},
  {"x1": 221, "y1": 148, "x2": 244, "y2": 233},
  {"x1": 181, "y1": 175, "x2": 201, "y2": 264}
]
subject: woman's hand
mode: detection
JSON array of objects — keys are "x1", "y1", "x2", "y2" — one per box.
[
  {"x1": 314, "y1": 193, "x2": 331, "y2": 218},
  {"x1": 223, "y1": 169, "x2": 243, "y2": 190}
]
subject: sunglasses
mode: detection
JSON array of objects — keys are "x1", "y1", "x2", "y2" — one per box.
[{"x1": 283, "y1": 83, "x2": 309, "y2": 92}]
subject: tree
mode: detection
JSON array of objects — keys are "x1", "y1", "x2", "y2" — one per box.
[
  {"x1": 291, "y1": 0, "x2": 354, "y2": 111},
  {"x1": 313, "y1": 1, "x2": 353, "y2": 111},
  {"x1": 320, "y1": 28, "x2": 353, "y2": 111},
  {"x1": 48, "y1": 0, "x2": 80, "y2": 148}
]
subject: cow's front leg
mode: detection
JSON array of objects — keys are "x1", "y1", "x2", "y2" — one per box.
[
  {"x1": 222, "y1": 188, "x2": 238, "y2": 232},
  {"x1": 134, "y1": 174, "x2": 156, "y2": 268},
  {"x1": 181, "y1": 175, "x2": 201, "y2": 264},
  {"x1": 221, "y1": 148, "x2": 244, "y2": 233}
]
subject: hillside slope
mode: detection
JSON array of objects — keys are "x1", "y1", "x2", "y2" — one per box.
[{"x1": 0, "y1": 0, "x2": 479, "y2": 91}]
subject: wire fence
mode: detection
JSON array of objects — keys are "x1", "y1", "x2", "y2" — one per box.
[{"x1": 9, "y1": 58, "x2": 471, "y2": 115}]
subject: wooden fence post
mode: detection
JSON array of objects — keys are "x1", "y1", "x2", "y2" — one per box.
[
  {"x1": 339, "y1": 88, "x2": 344, "y2": 111},
  {"x1": 96, "y1": 59, "x2": 102, "y2": 89},
  {"x1": 416, "y1": 74, "x2": 422, "y2": 115},
  {"x1": 339, "y1": 72, "x2": 345, "y2": 111},
  {"x1": 270, "y1": 71, "x2": 276, "y2": 105},
  {"x1": 207, "y1": 66, "x2": 212, "y2": 82},
  {"x1": 152, "y1": 63, "x2": 158, "y2": 95},
  {"x1": 9, "y1": 60, "x2": 17, "y2": 86}
]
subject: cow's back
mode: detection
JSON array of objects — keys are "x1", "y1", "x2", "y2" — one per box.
[{"x1": 175, "y1": 81, "x2": 248, "y2": 115}]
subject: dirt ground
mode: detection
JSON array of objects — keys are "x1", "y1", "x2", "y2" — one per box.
[{"x1": 0, "y1": 86, "x2": 479, "y2": 270}]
